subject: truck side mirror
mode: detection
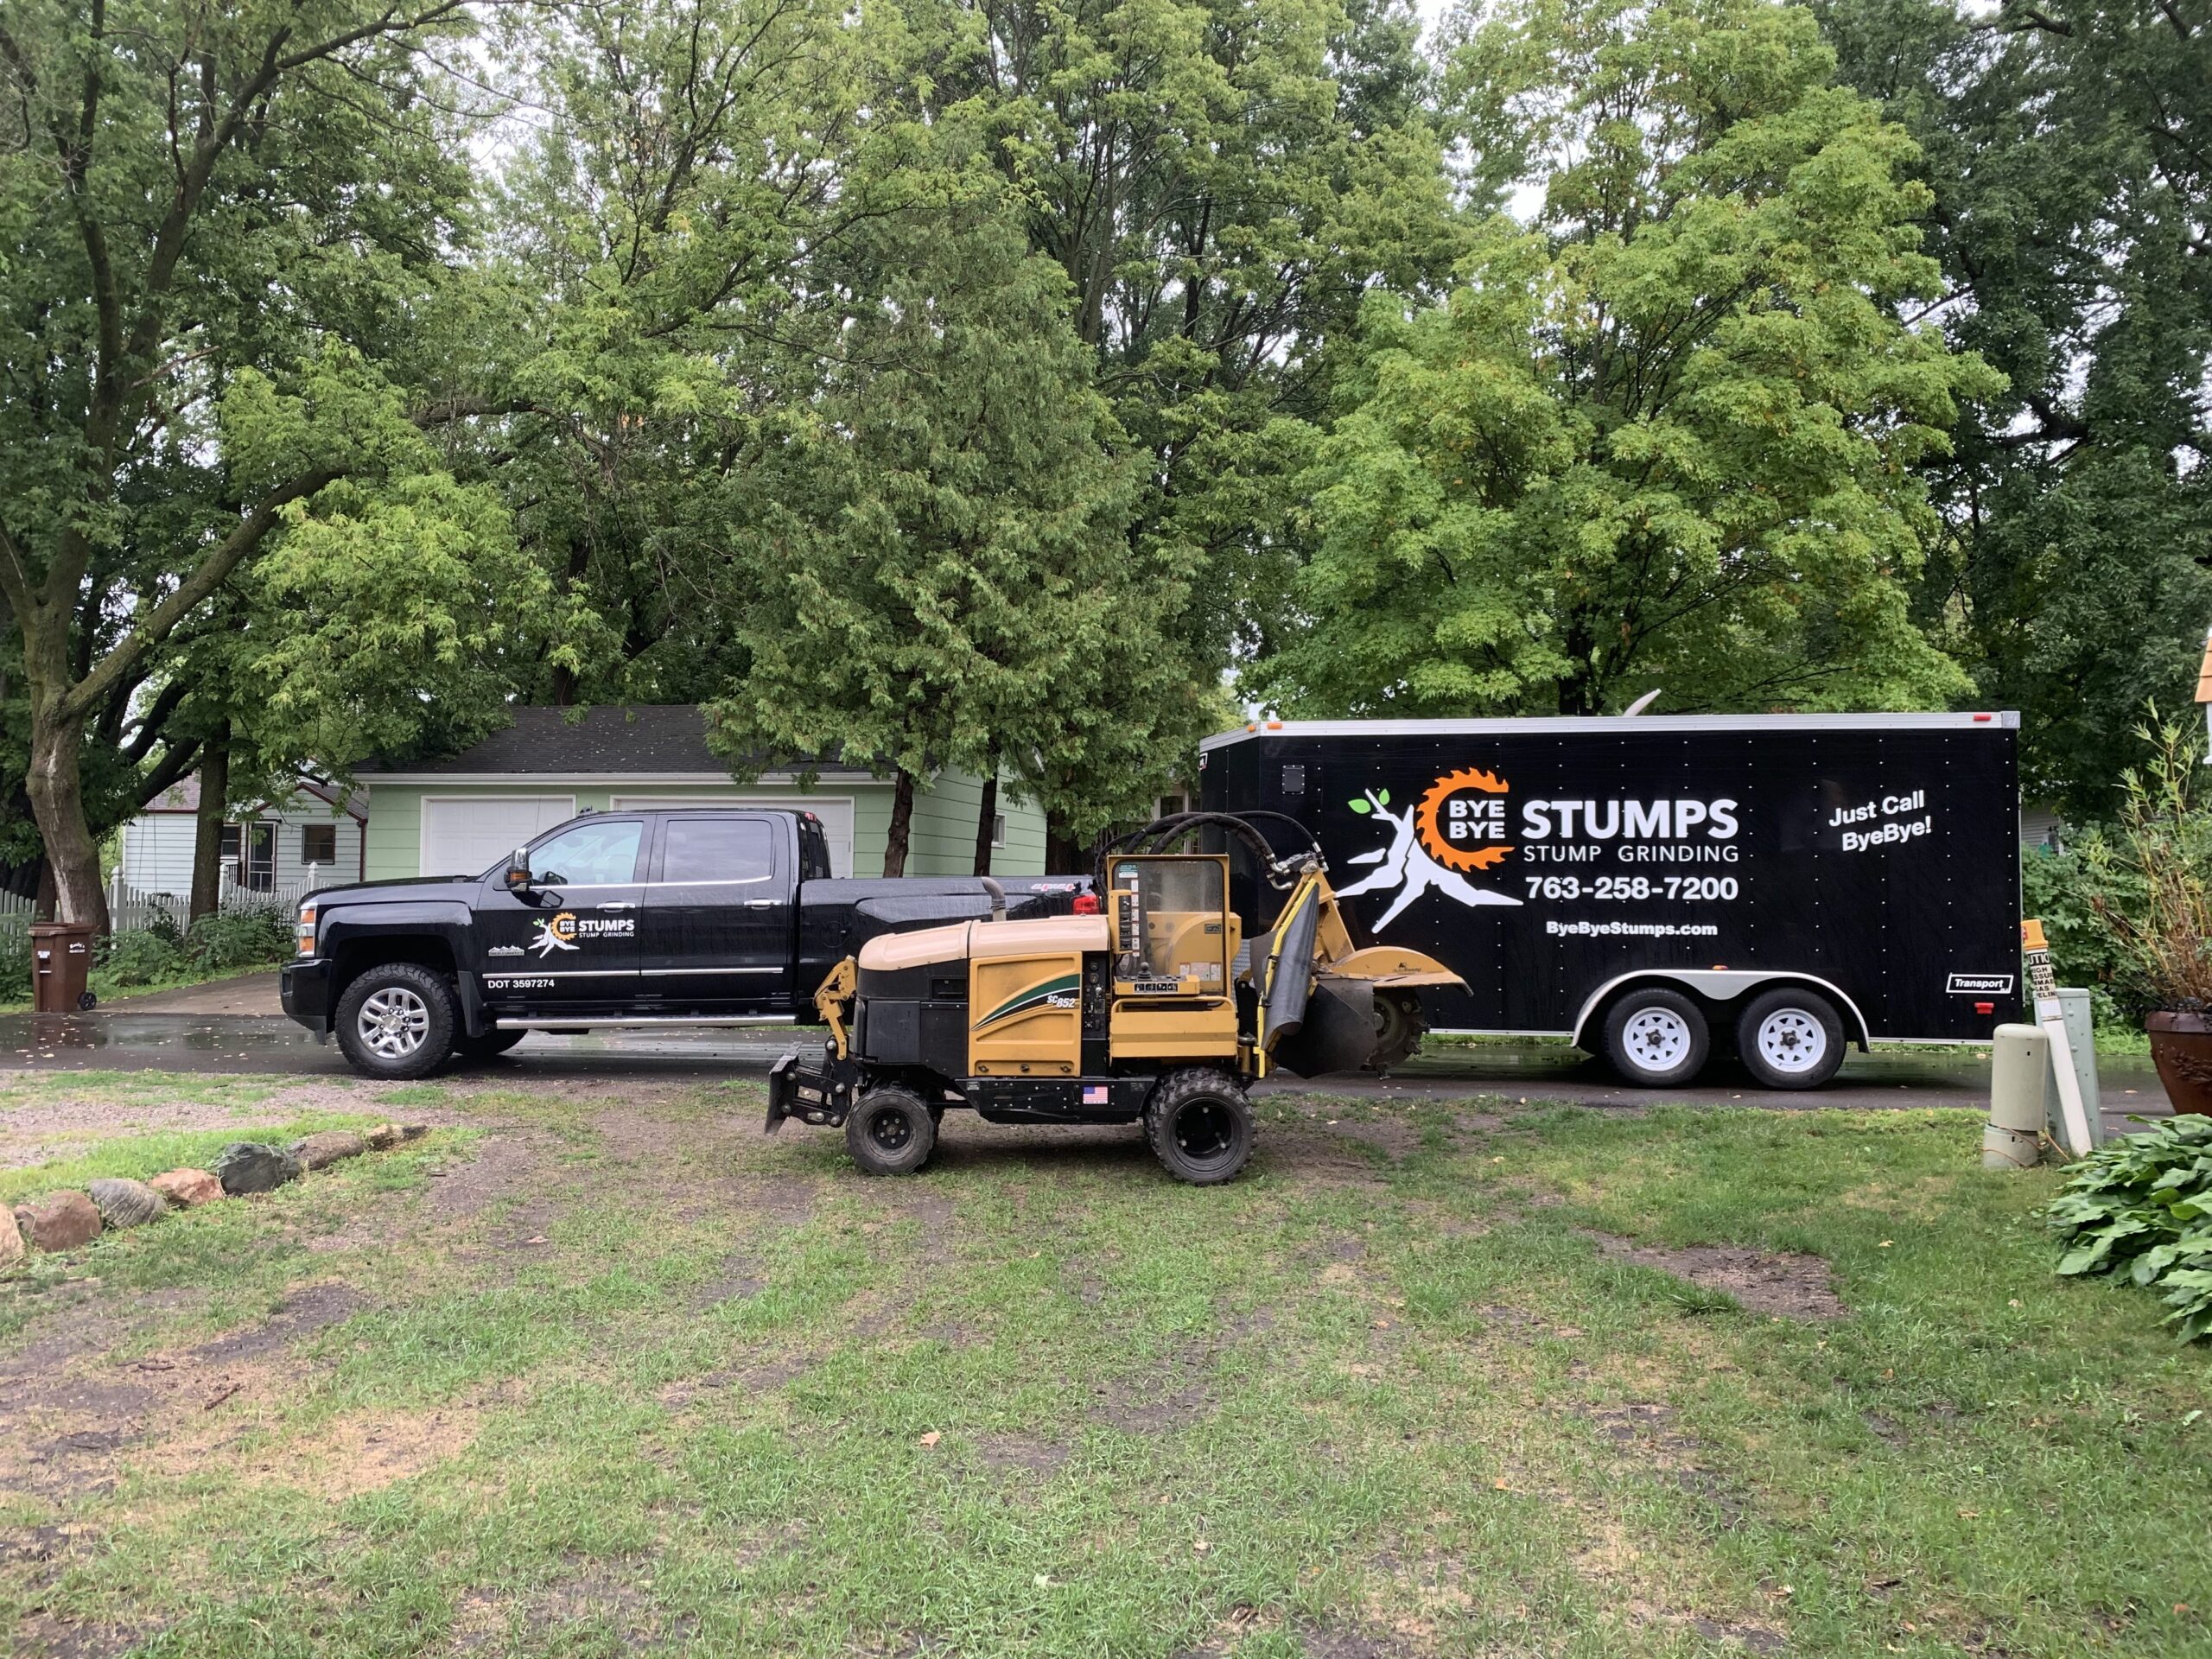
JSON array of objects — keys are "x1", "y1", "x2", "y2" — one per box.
[{"x1": 503, "y1": 849, "x2": 533, "y2": 892}]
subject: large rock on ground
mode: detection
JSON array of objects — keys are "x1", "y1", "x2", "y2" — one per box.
[
  {"x1": 148, "y1": 1168, "x2": 222, "y2": 1208},
  {"x1": 0, "y1": 1205, "x2": 23, "y2": 1268},
  {"x1": 212, "y1": 1141, "x2": 303, "y2": 1197},
  {"x1": 12, "y1": 1191, "x2": 102, "y2": 1251},
  {"x1": 365, "y1": 1123, "x2": 429, "y2": 1150},
  {"x1": 87, "y1": 1177, "x2": 167, "y2": 1230},
  {"x1": 288, "y1": 1130, "x2": 369, "y2": 1171}
]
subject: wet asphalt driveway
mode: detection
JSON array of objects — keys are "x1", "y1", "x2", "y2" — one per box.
[{"x1": 0, "y1": 1004, "x2": 2173, "y2": 1135}]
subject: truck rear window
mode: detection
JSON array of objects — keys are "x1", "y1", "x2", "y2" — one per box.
[{"x1": 663, "y1": 818, "x2": 773, "y2": 884}]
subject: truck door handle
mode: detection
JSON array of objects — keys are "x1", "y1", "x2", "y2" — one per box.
[
  {"x1": 743, "y1": 899, "x2": 778, "y2": 910},
  {"x1": 596, "y1": 901, "x2": 637, "y2": 912}
]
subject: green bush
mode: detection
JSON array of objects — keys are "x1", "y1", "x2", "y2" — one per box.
[
  {"x1": 102, "y1": 928, "x2": 188, "y2": 987},
  {"x1": 2047, "y1": 1115, "x2": 2212, "y2": 1341},
  {"x1": 184, "y1": 906, "x2": 291, "y2": 970},
  {"x1": 2024, "y1": 832, "x2": 2153, "y2": 1024},
  {"x1": 0, "y1": 920, "x2": 28, "y2": 1003}
]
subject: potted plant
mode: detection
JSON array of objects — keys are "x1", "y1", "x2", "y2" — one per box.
[{"x1": 2089, "y1": 715, "x2": 2212, "y2": 1115}]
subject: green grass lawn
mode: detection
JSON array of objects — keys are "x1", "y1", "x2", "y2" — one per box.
[{"x1": 2, "y1": 1077, "x2": 2207, "y2": 1657}]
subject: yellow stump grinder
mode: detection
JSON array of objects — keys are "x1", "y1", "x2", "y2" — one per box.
[{"x1": 765, "y1": 813, "x2": 1465, "y2": 1183}]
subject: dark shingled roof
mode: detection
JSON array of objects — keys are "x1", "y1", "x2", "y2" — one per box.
[{"x1": 354, "y1": 705, "x2": 864, "y2": 779}]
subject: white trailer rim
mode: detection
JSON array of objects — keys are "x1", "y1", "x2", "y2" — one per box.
[
  {"x1": 1622, "y1": 1007, "x2": 1692, "y2": 1073},
  {"x1": 1755, "y1": 1007, "x2": 1829, "y2": 1075}
]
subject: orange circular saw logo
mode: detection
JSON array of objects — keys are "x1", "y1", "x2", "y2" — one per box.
[{"x1": 1416, "y1": 767, "x2": 1515, "y2": 872}]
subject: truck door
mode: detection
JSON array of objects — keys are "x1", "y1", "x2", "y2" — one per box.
[
  {"x1": 474, "y1": 816, "x2": 646, "y2": 1016},
  {"x1": 639, "y1": 814, "x2": 791, "y2": 1013}
]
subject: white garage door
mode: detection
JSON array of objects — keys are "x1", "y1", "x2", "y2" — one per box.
[
  {"x1": 420, "y1": 796, "x2": 575, "y2": 877},
  {"x1": 611, "y1": 796, "x2": 855, "y2": 877}
]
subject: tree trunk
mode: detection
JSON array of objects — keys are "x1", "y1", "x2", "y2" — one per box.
[
  {"x1": 23, "y1": 705, "x2": 110, "y2": 932},
  {"x1": 189, "y1": 722, "x2": 232, "y2": 922},
  {"x1": 1045, "y1": 812, "x2": 1090, "y2": 878},
  {"x1": 882, "y1": 769, "x2": 917, "y2": 876},
  {"x1": 972, "y1": 762, "x2": 1000, "y2": 878}
]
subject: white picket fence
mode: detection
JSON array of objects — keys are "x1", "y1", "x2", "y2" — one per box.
[{"x1": 0, "y1": 866, "x2": 323, "y2": 933}]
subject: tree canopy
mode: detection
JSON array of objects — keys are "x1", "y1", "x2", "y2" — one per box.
[{"x1": 2, "y1": 0, "x2": 2204, "y2": 911}]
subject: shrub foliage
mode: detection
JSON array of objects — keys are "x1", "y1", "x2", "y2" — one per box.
[{"x1": 2047, "y1": 1116, "x2": 2212, "y2": 1342}]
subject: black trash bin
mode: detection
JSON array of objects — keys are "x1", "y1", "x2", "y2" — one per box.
[{"x1": 30, "y1": 920, "x2": 96, "y2": 1013}]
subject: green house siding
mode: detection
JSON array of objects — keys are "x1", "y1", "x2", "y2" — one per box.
[
  {"x1": 902, "y1": 772, "x2": 1047, "y2": 875},
  {"x1": 362, "y1": 771, "x2": 1046, "y2": 880}
]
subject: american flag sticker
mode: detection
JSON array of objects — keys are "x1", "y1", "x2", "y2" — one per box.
[{"x1": 1083, "y1": 1085, "x2": 1109, "y2": 1105}]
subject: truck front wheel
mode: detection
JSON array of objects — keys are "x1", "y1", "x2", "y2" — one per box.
[
  {"x1": 1734, "y1": 988, "x2": 1845, "y2": 1090},
  {"x1": 1600, "y1": 988, "x2": 1709, "y2": 1088},
  {"x1": 334, "y1": 964, "x2": 458, "y2": 1079}
]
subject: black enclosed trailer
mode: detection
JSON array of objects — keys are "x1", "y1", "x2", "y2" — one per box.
[{"x1": 1198, "y1": 714, "x2": 2023, "y2": 1088}]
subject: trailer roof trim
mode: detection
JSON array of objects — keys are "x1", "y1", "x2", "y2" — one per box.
[{"x1": 1200, "y1": 712, "x2": 2020, "y2": 751}]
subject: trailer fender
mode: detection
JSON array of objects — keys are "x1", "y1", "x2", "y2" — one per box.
[
  {"x1": 1568, "y1": 971, "x2": 1870, "y2": 1052},
  {"x1": 1326, "y1": 945, "x2": 1468, "y2": 990}
]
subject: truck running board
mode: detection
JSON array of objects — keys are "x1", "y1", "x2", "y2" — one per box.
[{"x1": 492, "y1": 1014, "x2": 799, "y2": 1030}]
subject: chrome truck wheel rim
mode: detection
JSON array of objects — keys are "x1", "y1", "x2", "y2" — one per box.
[
  {"x1": 359, "y1": 988, "x2": 430, "y2": 1058},
  {"x1": 1622, "y1": 1007, "x2": 1691, "y2": 1073},
  {"x1": 1756, "y1": 1008, "x2": 1827, "y2": 1075}
]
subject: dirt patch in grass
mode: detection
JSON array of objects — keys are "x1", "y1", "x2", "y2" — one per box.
[
  {"x1": 7, "y1": 1609, "x2": 162, "y2": 1659},
  {"x1": 272, "y1": 1406, "x2": 482, "y2": 1498},
  {"x1": 425, "y1": 1133, "x2": 555, "y2": 1219},
  {"x1": 972, "y1": 1431, "x2": 1071, "y2": 1475},
  {"x1": 1584, "y1": 1231, "x2": 1847, "y2": 1321},
  {"x1": 185, "y1": 1281, "x2": 366, "y2": 1363}
]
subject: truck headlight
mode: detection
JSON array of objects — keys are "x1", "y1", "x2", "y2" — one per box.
[{"x1": 296, "y1": 903, "x2": 317, "y2": 957}]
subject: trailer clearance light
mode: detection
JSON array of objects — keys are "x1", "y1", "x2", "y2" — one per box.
[
  {"x1": 1976, "y1": 1001, "x2": 1995, "y2": 1014},
  {"x1": 1973, "y1": 713, "x2": 1993, "y2": 721}
]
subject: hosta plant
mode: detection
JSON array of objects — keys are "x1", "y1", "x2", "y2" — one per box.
[{"x1": 2046, "y1": 1115, "x2": 2212, "y2": 1341}]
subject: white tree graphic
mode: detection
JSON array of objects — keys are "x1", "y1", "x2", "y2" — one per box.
[{"x1": 1338, "y1": 790, "x2": 1523, "y2": 931}]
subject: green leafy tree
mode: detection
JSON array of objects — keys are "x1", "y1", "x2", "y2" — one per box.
[
  {"x1": 477, "y1": 0, "x2": 875, "y2": 709},
  {"x1": 892, "y1": 0, "x2": 1462, "y2": 844},
  {"x1": 1818, "y1": 0, "x2": 2212, "y2": 816},
  {"x1": 0, "y1": 0, "x2": 514, "y2": 924},
  {"x1": 708, "y1": 183, "x2": 1180, "y2": 874},
  {"x1": 1249, "y1": 0, "x2": 2000, "y2": 717}
]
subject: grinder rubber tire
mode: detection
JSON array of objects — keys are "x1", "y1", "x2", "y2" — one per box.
[
  {"x1": 1145, "y1": 1068, "x2": 1255, "y2": 1185},
  {"x1": 847, "y1": 1084, "x2": 936, "y2": 1176}
]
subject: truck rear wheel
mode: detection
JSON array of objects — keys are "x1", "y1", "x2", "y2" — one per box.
[
  {"x1": 1735, "y1": 988, "x2": 1845, "y2": 1090},
  {"x1": 847, "y1": 1085, "x2": 936, "y2": 1176},
  {"x1": 334, "y1": 963, "x2": 457, "y2": 1080},
  {"x1": 1145, "y1": 1069, "x2": 1254, "y2": 1185},
  {"x1": 1600, "y1": 988, "x2": 1709, "y2": 1088}
]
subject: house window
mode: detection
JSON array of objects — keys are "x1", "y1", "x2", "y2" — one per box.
[
  {"x1": 301, "y1": 823, "x2": 338, "y2": 866},
  {"x1": 219, "y1": 824, "x2": 242, "y2": 865},
  {"x1": 1156, "y1": 793, "x2": 1188, "y2": 819},
  {"x1": 991, "y1": 812, "x2": 1007, "y2": 849}
]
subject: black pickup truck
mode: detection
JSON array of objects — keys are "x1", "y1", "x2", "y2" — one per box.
[{"x1": 280, "y1": 807, "x2": 1084, "y2": 1078}]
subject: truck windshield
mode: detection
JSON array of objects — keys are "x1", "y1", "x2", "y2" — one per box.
[{"x1": 527, "y1": 820, "x2": 643, "y2": 887}]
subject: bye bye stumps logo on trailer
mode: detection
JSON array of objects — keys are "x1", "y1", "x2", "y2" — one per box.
[{"x1": 1340, "y1": 768, "x2": 1527, "y2": 929}]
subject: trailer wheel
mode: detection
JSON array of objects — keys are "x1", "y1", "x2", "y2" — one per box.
[
  {"x1": 1145, "y1": 1069, "x2": 1254, "y2": 1185},
  {"x1": 1369, "y1": 990, "x2": 1426, "y2": 1071},
  {"x1": 1600, "y1": 988, "x2": 1709, "y2": 1088},
  {"x1": 847, "y1": 1085, "x2": 936, "y2": 1176},
  {"x1": 1735, "y1": 988, "x2": 1845, "y2": 1090}
]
